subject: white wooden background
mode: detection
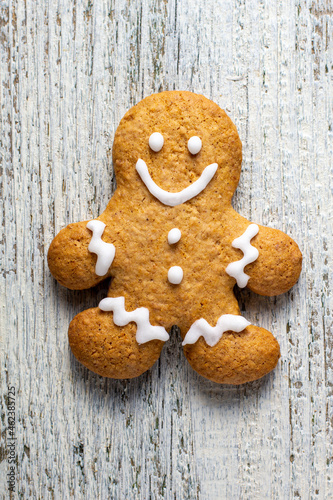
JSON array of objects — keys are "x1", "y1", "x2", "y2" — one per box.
[{"x1": 1, "y1": 0, "x2": 332, "y2": 498}]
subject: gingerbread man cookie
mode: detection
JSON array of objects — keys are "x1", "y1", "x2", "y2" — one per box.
[{"x1": 48, "y1": 91, "x2": 302, "y2": 384}]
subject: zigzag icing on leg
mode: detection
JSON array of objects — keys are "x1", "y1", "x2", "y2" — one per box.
[
  {"x1": 182, "y1": 314, "x2": 250, "y2": 347},
  {"x1": 99, "y1": 297, "x2": 170, "y2": 344}
]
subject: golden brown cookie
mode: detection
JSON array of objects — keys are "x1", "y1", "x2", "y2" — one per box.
[{"x1": 48, "y1": 91, "x2": 302, "y2": 384}]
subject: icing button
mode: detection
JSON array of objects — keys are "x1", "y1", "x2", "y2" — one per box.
[
  {"x1": 168, "y1": 228, "x2": 181, "y2": 245},
  {"x1": 168, "y1": 266, "x2": 183, "y2": 284}
]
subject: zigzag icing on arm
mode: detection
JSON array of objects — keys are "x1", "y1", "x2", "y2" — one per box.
[
  {"x1": 86, "y1": 220, "x2": 116, "y2": 276},
  {"x1": 99, "y1": 297, "x2": 170, "y2": 344},
  {"x1": 136, "y1": 159, "x2": 218, "y2": 206},
  {"x1": 226, "y1": 224, "x2": 259, "y2": 288},
  {"x1": 182, "y1": 314, "x2": 250, "y2": 347}
]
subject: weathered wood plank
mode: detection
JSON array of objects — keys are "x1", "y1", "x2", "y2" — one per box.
[{"x1": 1, "y1": 0, "x2": 332, "y2": 498}]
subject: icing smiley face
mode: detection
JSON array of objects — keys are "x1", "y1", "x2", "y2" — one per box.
[{"x1": 137, "y1": 132, "x2": 217, "y2": 206}]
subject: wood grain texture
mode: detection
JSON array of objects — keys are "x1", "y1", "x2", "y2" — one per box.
[{"x1": 0, "y1": 0, "x2": 332, "y2": 498}]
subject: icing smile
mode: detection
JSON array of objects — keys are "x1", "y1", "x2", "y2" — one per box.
[{"x1": 136, "y1": 159, "x2": 218, "y2": 207}]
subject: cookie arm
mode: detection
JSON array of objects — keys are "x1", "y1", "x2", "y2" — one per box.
[
  {"x1": 225, "y1": 210, "x2": 302, "y2": 296},
  {"x1": 244, "y1": 224, "x2": 302, "y2": 296},
  {"x1": 48, "y1": 220, "x2": 115, "y2": 290}
]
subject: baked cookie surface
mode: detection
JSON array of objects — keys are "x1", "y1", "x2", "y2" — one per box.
[{"x1": 48, "y1": 91, "x2": 302, "y2": 384}]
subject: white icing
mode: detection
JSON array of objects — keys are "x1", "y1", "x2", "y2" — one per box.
[
  {"x1": 168, "y1": 228, "x2": 181, "y2": 244},
  {"x1": 188, "y1": 136, "x2": 202, "y2": 155},
  {"x1": 226, "y1": 224, "x2": 259, "y2": 288},
  {"x1": 86, "y1": 220, "x2": 116, "y2": 276},
  {"x1": 182, "y1": 315, "x2": 251, "y2": 347},
  {"x1": 99, "y1": 297, "x2": 169, "y2": 344},
  {"x1": 149, "y1": 132, "x2": 164, "y2": 152},
  {"x1": 136, "y1": 159, "x2": 217, "y2": 207},
  {"x1": 168, "y1": 266, "x2": 183, "y2": 284}
]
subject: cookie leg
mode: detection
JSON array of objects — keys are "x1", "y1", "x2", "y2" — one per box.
[
  {"x1": 68, "y1": 307, "x2": 166, "y2": 379},
  {"x1": 182, "y1": 324, "x2": 280, "y2": 385}
]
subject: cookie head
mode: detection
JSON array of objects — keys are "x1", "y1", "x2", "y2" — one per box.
[{"x1": 112, "y1": 91, "x2": 242, "y2": 206}]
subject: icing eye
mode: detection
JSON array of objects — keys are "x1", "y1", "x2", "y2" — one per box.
[
  {"x1": 188, "y1": 136, "x2": 202, "y2": 155},
  {"x1": 149, "y1": 132, "x2": 164, "y2": 152}
]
